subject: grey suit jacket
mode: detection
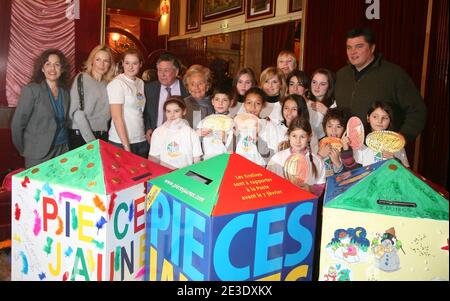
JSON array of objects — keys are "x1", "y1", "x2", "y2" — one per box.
[
  {"x1": 11, "y1": 81, "x2": 70, "y2": 160},
  {"x1": 143, "y1": 79, "x2": 190, "y2": 131}
]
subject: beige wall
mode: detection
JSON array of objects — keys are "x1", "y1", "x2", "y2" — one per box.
[{"x1": 161, "y1": 0, "x2": 301, "y2": 40}]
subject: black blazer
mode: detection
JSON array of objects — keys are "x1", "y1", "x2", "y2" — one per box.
[{"x1": 143, "y1": 79, "x2": 190, "y2": 131}]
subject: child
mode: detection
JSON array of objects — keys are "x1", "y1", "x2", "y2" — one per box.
[
  {"x1": 317, "y1": 108, "x2": 359, "y2": 177},
  {"x1": 234, "y1": 87, "x2": 269, "y2": 166},
  {"x1": 354, "y1": 101, "x2": 409, "y2": 167},
  {"x1": 228, "y1": 67, "x2": 257, "y2": 117},
  {"x1": 267, "y1": 117, "x2": 326, "y2": 196},
  {"x1": 196, "y1": 86, "x2": 234, "y2": 160},
  {"x1": 261, "y1": 94, "x2": 319, "y2": 155},
  {"x1": 306, "y1": 68, "x2": 336, "y2": 139},
  {"x1": 148, "y1": 96, "x2": 203, "y2": 169}
]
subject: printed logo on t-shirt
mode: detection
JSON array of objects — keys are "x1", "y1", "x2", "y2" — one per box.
[
  {"x1": 241, "y1": 135, "x2": 255, "y2": 153},
  {"x1": 374, "y1": 151, "x2": 383, "y2": 162},
  {"x1": 136, "y1": 92, "x2": 145, "y2": 112},
  {"x1": 167, "y1": 141, "x2": 181, "y2": 157}
]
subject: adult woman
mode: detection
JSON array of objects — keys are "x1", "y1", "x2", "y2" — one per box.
[
  {"x1": 277, "y1": 50, "x2": 297, "y2": 76},
  {"x1": 259, "y1": 66, "x2": 287, "y2": 124},
  {"x1": 107, "y1": 49, "x2": 148, "y2": 158},
  {"x1": 183, "y1": 64, "x2": 215, "y2": 128},
  {"x1": 287, "y1": 70, "x2": 310, "y2": 97},
  {"x1": 11, "y1": 49, "x2": 71, "y2": 168},
  {"x1": 307, "y1": 68, "x2": 336, "y2": 139},
  {"x1": 228, "y1": 67, "x2": 257, "y2": 117},
  {"x1": 68, "y1": 45, "x2": 115, "y2": 149}
]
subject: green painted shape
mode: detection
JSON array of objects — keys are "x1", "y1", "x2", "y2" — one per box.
[
  {"x1": 325, "y1": 159, "x2": 449, "y2": 220},
  {"x1": 150, "y1": 154, "x2": 230, "y2": 216},
  {"x1": 15, "y1": 140, "x2": 105, "y2": 194}
]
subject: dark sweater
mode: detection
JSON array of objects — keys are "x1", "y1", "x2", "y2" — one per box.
[{"x1": 335, "y1": 55, "x2": 427, "y2": 141}]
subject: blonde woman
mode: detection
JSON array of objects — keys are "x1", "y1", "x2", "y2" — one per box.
[
  {"x1": 259, "y1": 67, "x2": 287, "y2": 124},
  {"x1": 277, "y1": 50, "x2": 297, "y2": 75},
  {"x1": 68, "y1": 45, "x2": 115, "y2": 149}
]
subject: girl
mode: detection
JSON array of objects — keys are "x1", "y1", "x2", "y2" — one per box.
[
  {"x1": 228, "y1": 67, "x2": 257, "y2": 117},
  {"x1": 107, "y1": 49, "x2": 148, "y2": 158},
  {"x1": 196, "y1": 85, "x2": 234, "y2": 160},
  {"x1": 287, "y1": 70, "x2": 310, "y2": 97},
  {"x1": 267, "y1": 117, "x2": 326, "y2": 196},
  {"x1": 234, "y1": 87, "x2": 269, "y2": 166},
  {"x1": 261, "y1": 94, "x2": 319, "y2": 155},
  {"x1": 306, "y1": 68, "x2": 336, "y2": 139},
  {"x1": 149, "y1": 96, "x2": 203, "y2": 169},
  {"x1": 355, "y1": 101, "x2": 409, "y2": 167},
  {"x1": 318, "y1": 108, "x2": 359, "y2": 177},
  {"x1": 259, "y1": 67, "x2": 287, "y2": 124}
]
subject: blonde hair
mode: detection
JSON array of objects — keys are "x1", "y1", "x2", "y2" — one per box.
[
  {"x1": 83, "y1": 45, "x2": 115, "y2": 82},
  {"x1": 259, "y1": 67, "x2": 288, "y2": 99},
  {"x1": 277, "y1": 50, "x2": 297, "y2": 69},
  {"x1": 183, "y1": 64, "x2": 212, "y2": 90}
]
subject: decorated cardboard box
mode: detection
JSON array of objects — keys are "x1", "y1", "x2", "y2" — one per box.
[
  {"x1": 144, "y1": 153, "x2": 318, "y2": 281},
  {"x1": 319, "y1": 159, "x2": 449, "y2": 281},
  {"x1": 12, "y1": 140, "x2": 170, "y2": 281}
]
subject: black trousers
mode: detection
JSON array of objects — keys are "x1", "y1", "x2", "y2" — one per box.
[{"x1": 68, "y1": 129, "x2": 108, "y2": 150}]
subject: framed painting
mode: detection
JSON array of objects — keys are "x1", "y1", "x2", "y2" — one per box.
[
  {"x1": 186, "y1": 0, "x2": 200, "y2": 33},
  {"x1": 289, "y1": 0, "x2": 303, "y2": 13},
  {"x1": 202, "y1": 0, "x2": 244, "y2": 24},
  {"x1": 246, "y1": 0, "x2": 275, "y2": 22}
]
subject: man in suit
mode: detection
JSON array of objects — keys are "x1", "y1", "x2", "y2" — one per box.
[{"x1": 143, "y1": 53, "x2": 190, "y2": 143}]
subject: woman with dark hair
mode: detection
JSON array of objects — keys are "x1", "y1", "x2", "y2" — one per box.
[
  {"x1": 287, "y1": 70, "x2": 310, "y2": 97},
  {"x1": 11, "y1": 48, "x2": 71, "y2": 168},
  {"x1": 306, "y1": 68, "x2": 336, "y2": 139}
]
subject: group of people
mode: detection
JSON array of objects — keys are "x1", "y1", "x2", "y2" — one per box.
[{"x1": 11, "y1": 27, "x2": 426, "y2": 197}]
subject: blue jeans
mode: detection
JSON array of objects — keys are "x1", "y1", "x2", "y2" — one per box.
[{"x1": 108, "y1": 140, "x2": 149, "y2": 159}]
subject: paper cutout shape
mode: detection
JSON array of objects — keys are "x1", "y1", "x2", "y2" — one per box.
[
  {"x1": 234, "y1": 113, "x2": 259, "y2": 132},
  {"x1": 283, "y1": 153, "x2": 310, "y2": 185},
  {"x1": 346, "y1": 117, "x2": 365, "y2": 150},
  {"x1": 319, "y1": 137, "x2": 343, "y2": 151},
  {"x1": 202, "y1": 114, "x2": 233, "y2": 131},
  {"x1": 366, "y1": 130, "x2": 405, "y2": 153}
]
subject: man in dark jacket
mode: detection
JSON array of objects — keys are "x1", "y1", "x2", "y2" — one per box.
[
  {"x1": 335, "y1": 28, "x2": 426, "y2": 142},
  {"x1": 143, "y1": 53, "x2": 190, "y2": 143}
]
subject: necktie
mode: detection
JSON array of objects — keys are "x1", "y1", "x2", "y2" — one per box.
[{"x1": 162, "y1": 86, "x2": 172, "y2": 123}]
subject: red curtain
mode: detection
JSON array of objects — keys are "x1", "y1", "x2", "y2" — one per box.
[
  {"x1": 419, "y1": 0, "x2": 449, "y2": 189},
  {"x1": 261, "y1": 21, "x2": 296, "y2": 71},
  {"x1": 75, "y1": 0, "x2": 103, "y2": 72},
  {"x1": 303, "y1": 0, "x2": 428, "y2": 88},
  {"x1": 0, "y1": 0, "x2": 12, "y2": 107},
  {"x1": 6, "y1": 0, "x2": 76, "y2": 107}
]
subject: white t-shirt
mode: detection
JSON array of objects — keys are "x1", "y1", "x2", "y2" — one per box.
[
  {"x1": 267, "y1": 101, "x2": 283, "y2": 125},
  {"x1": 267, "y1": 148, "x2": 326, "y2": 185},
  {"x1": 196, "y1": 117, "x2": 234, "y2": 160},
  {"x1": 353, "y1": 145, "x2": 410, "y2": 167},
  {"x1": 228, "y1": 102, "x2": 243, "y2": 118},
  {"x1": 260, "y1": 121, "x2": 319, "y2": 154},
  {"x1": 308, "y1": 100, "x2": 337, "y2": 140},
  {"x1": 149, "y1": 119, "x2": 203, "y2": 169},
  {"x1": 235, "y1": 117, "x2": 267, "y2": 167},
  {"x1": 107, "y1": 74, "x2": 146, "y2": 144}
]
